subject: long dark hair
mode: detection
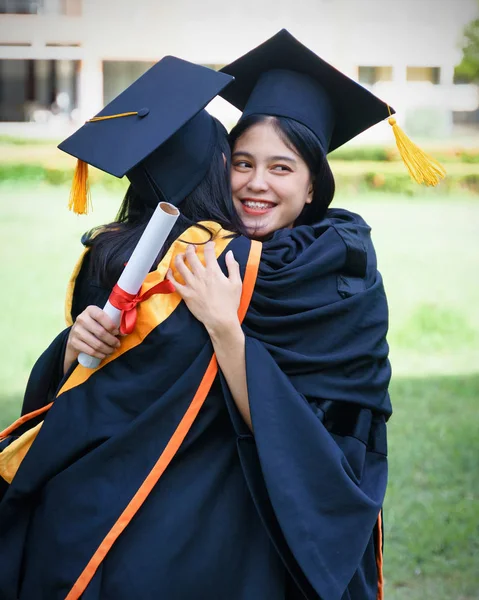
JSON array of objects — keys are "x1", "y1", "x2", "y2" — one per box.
[
  {"x1": 84, "y1": 120, "x2": 247, "y2": 288},
  {"x1": 228, "y1": 114, "x2": 335, "y2": 226}
]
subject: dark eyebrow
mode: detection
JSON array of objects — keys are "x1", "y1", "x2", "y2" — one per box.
[
  {"x1": 270, "y1": 155, "x2": 297, "y2": 164},
  {"x1": 232, "y1": 151, "x2": 297, "y2": 164},
  {"x1": 232, "y1": 151, "x2": 254, "y2": 159}
]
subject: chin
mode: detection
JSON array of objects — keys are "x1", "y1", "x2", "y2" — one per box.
[{"x1": 244, "y1": 223, "x2": 274, "y2": 241}]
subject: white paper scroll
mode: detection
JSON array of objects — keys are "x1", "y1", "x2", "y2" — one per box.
[{"x1": 78, "y1": 201, "x2": 180, "y2": 369}]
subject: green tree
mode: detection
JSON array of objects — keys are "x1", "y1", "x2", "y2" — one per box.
[{"x1": 455, "y1": 8, "x2": 479, "y2": 83}]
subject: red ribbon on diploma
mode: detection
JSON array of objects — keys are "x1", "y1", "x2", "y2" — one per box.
[{"x1": 109, "y1": 280, "x2": 175, "y2": 335}]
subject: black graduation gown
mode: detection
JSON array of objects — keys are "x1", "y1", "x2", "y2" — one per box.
[{"x1": 0, "y1": 209, "x2": 391, "y2": 600}]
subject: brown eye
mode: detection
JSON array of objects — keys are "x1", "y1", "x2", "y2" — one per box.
[
  {"x1": 234, "y1": 161, "x2": 252, "y2": 169},
  {"x1": 272, "y1": 164, "x2": 292, "y2": 172}
]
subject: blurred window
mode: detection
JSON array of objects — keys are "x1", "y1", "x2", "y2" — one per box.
[
  {"x1": 406, "y1": 66, "x2": 441, "y2": 84},
  {"x1": 0, "y1": 0, "x2": 81, "y2": 15},
  {"x1": 358, "y1": 66, "x2": 393, "y2": 85},
  {"x1": 103, "y1": 61, "x2": 155, "y2": 105},
  {"x1": 0, "y1": 58, "x2": 79, "y2": 122},
  {"x1": 0, "y1": 0, "x2": 43, "y2": 13}
]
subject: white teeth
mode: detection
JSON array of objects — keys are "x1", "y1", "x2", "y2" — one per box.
[{"x1": 243, "y1": 201, "x2": 274, "y2": 209}]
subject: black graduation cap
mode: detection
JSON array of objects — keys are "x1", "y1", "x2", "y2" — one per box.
[
  {"x1": 220, "y1": 29, "x2": 445, "y2": 185},
  {"x1": 220, "y1": 29, "x2": 392, "y2": 153},
  {"x1": 59, "y1": 56, "x2": 234, "y2": 213}
]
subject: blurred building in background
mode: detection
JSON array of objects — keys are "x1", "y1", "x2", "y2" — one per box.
[{"x1": 0, "y1": 0, "x2": 478, "y2": 142}]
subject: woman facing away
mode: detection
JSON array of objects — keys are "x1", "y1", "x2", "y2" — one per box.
[
  {"x1": 0, "y1": 34, "x2": 393, "y2": 600},
  {"x1": 0, "y1": 57, "x2": 287, "y2": 599}
]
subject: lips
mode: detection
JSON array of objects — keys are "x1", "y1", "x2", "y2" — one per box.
[{"x1": 240, "y1": 198, "x2": 276, "y2": 216}]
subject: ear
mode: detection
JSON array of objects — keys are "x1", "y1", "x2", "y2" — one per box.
[
  {"x1": 306, "y1": 181, "x2": 314, "y2": 204},
  {"x1": 222, "y1": 152, "x2": 227, "y2": 168}
]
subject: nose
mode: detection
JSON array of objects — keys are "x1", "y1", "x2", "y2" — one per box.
[{"x1": 246, "y1": 168, "x2": 269, "y2": 193}]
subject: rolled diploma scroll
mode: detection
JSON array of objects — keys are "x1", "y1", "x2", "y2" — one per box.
[{"x1": 78, "y1": 201, "x2": 180, "y2": 369}]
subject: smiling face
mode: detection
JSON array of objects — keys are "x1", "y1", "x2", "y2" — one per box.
[{"x1": 230, "y1": 119, "x2": 313, "y2": 239}]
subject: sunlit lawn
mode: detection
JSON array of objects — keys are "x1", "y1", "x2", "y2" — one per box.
[{"x1": 0, "y1": 183, "x2": 478, "y2": 598}]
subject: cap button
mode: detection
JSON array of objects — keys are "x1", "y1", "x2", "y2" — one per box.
[{"x1": 138, "y1": 108, "x2": 150, "y2": 118}]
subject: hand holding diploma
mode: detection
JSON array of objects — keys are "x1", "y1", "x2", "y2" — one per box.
[{"x1": 75, "y1": 202, "x2": 180, "y2": 369}]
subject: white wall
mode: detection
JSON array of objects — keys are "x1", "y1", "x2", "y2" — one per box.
[
  {"x1": 0, "y1": 0, "x2": 477, "y2": 132},
  {"x1": 1, "y1": 0, "x2": 476, "y2": 65}
]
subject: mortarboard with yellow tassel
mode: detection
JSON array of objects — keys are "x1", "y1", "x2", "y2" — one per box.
[
  {"x1": 58, "y1": 56, "x2": 235, "y2": 215},
  {"x1": 220, "y1": 28, "x2": 446, "y2": 187}
]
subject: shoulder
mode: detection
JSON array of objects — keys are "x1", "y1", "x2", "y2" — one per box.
[
  {"x1": 216, "y1": 235, "x2": 258, "y2": 282},
  {"x1": 251, "y1": 209, "x2": 381, "y2": 307},
  {"x1": 258, "y1": 208, "x2": 373, "y2": 278},
  {"x1": 321, "y1": 208, "x2": 376, "y2": 277}
]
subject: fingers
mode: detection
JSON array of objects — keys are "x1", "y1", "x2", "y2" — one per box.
[
  {"x1": 76, "y1": 307, "x2": 120, "y2": 344},
  {"x1": 166, "y1": 268, "x2": 186, "y2": 294},
  {"x1": 70, "y1": 305, "x2": 121, "y2": 359},
  {"x1": 87, "y1": 306, "x2": 119, "y2": 335},
  {"x1": 168, "y1": 241, "x2": 240, "y2": 296},
  {"x1": 70, "y1": 331, "x2": 112, "y2": 360},
  {"x1": 225, "y1": 250, "x2": 241, "y2": 284},
  {"x1": 174, "y1": 252, "x2": 196, "y2": 286},
  {"x1": 77, "y1": 305, "x2": 119, "y2": 335},
  {"x1": 185, "y1": 243, "x2": 204, "y2": 274},
  {"x1": 204, "y1": 240, "x2": 221, "y2": 271}
]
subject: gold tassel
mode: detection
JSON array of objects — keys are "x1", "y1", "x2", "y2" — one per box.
[
  {"x1": 68, "y1": 159, "x2": 91, "y2": 215},
  {"x1": 65, "y1": 110, "x2": 143, "y2": 214},
  {"x1": 388, "y1": 116, "x2": 446, "y2": 187}
]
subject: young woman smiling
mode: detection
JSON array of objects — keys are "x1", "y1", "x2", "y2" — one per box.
[
  {"x1": 229, "y1": 114, "x2": 335, "y2": 239},
  {"x1": 167, "y1": 29, "x2": 394, "y2": 600}
]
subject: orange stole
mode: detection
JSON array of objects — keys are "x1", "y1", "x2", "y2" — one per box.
[
  {"x1": 0, "y1": 404, "x2": 53, "y2": 483},
  {"x1": 0, "y1": 423, "x2": 43, "y2": 484},
  {"x1": 0, "y1": 223, "x2": 246, "y2": 484},
  {"x1": 59, "y1": 221, "x2": 237, "y2": 397},
  {"x1": 65, "y1": 238, "x2": 262, "y2": 600},
  {"x1": 376, "y1": 511, "x2": 384, "y2": 600}
]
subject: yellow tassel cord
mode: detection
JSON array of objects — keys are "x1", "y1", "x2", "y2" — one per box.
[
  {"x1": 387, "y1": 113, "x2": 446, "y2": 187},
  {"x1": 87, "y1": 111, "x2": 139, "y2": 123},
  {"x1": 68, "y1": 159, "x2": 91, "y2": 215},
  {"x1": 67, "y1": 112, "x2": 141, "y2": 214}
]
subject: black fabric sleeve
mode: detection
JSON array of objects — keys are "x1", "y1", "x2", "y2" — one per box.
[
  {"x1": 21, "y1": 328, "x2": 71, "y2": 415},
  {"x1": 21, "y1": 250, "x2": 110, "y2": 416}
]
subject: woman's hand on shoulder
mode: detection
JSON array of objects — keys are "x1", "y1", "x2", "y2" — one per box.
[
  {"x1": 64, "y1": 305, "x2": 120, "y2": 374},
  {"x1": 167, "y1": 241, "x2": 242, "y2": 336}
]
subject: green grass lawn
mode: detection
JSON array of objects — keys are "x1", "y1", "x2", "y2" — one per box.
[{"x1": 0, "y1": 184, "x2": 478, "y2": 598}]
